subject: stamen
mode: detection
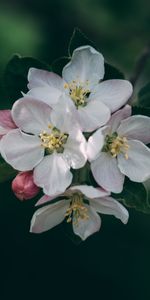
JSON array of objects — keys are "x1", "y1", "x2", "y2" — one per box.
[
  {"x1": 64, "y1": 80, "x2": 90, "y2": 108},
  {"x1": 103, "y1": 133, "x2": 129, "y2": 159},
  {"x1": 40, "y1": 125, "x2": 68, "y2": 154},
  {"x1": 65, "y1": 193, "x2": 89, "y2": 226}
]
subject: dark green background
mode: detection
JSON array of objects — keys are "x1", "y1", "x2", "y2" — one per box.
[{"x1": 0, "y1": 1, "x2": 150, "y2": 299}]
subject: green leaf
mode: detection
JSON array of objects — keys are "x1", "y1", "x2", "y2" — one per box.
[
  {"x1": 132, "y1": 105, "x2": 150, "y2": 117},
  {"x1": 137, "y1": 82, "x2": 150, "y2": 108},
  {"x1": 103, "y1": 63, "x2": 124, "y2": 80},
  {"x1": 68, "y1": 28, "x2": 124, "y2": 80},
  {"x1": 3, "y1": 54, "x2": 51, "y2": 107},
  {"x1": 51, "y1": 56, "x2": 69, "y2": 76},
  {"x1": 0, "y1": 162, "x2": 17, "y2": 183},
  {"x1": 113, "y1": 178, "x2": 150, "y2": 214},
  {"x1": 68, "y1": 27, "x2": 96, "y2": 57}
]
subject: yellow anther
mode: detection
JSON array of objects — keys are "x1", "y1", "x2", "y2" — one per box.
[
  {"x1": 64, "y1": 80, "x2": 90, "y2": 108},
  {"x1": 65, "y1": 193, "x2": 89, "y2": 226},
  {"x1": 40, "y1": 126, "x2": 68, "y2": 154},
  {"x1": 110, "y1": 136, "x2": 129, "y2": 159}
]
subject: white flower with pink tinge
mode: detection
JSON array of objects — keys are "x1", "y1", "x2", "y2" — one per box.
[
  {"x1": 30, "y1": 185, "x2": 129, "y2": 241},
  {"x1": 87, "y1": 105, "x2": 150, "y2": 193},
  {"x1": 0, "y1": 98, "x2": 87, "y2": 196},
  {"x1": 25, "y1": 46, "x2": 133, "y2": 132},
  {"x1": 0, "y1": 110, "x2": 17, "y2": 138}
]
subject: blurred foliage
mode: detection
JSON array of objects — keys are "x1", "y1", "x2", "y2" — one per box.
[{"x1": 0, "y1": 0, "x2": 150, "y2": 83}]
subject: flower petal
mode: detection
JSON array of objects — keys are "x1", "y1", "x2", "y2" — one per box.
[
  {"x1": 0, "y1": 129, "x2": 44, "y2": 171},
  {"x1": 108, "y1": 105, "x2": 132, "y2": 132},
  {"x1": 90, "y1": 197, "x2": 129, "y2": 224},
  {"x1": 117, "y1": 115, "x2": 150, "y2": 144},
  {"x1": 87, "y1": 126, "x2": 109, "y2": 161},
  {"x1": 77, "y1": 100, "x2": 110, "y2": 132},
  {"x1": 91, "y1": 80, "x2": 133, "y2": 112},
  {"x1": 73, "y1": 205, "x2": 101, "y2": 240},
  {"x1": 35, "y1": 194, "x2": 57, "y2": 206},
  {"x1": 34, "y1": 154, "x2": 73, "y2": 196},
  {"x1": 70, "y1": 185, "x2": 110, "y2": 198},
  {"x1": 63, "y1": 130, "x2": 87, "y2": 169},
  {"x1": 91, "y1": 152, "x2": 125, "y2": 193},
  {"x1": 62, "y1": 46, "x2": 104, "y2": 88},
  {"x1": 30, "y1": 200, "x2": 69, "y2": 233},
  {"x1": 0, "y1": 110, "x2": 16, "y2": 135},
  {"x1": 12, "y1": 97, "x2": 52, "y2": 135},
  {"x1": 28, "y1": 68, "x2": 64, "y2": 90},
  {"x1": 26, "y1": 86, "x2": 62, "y2": 107},
  {"x1": 118, "y1": 140, "x2": 150, "y2": 182}
]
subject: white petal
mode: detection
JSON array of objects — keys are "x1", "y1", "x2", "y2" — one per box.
[
  {"x1": 118, "y1": 140, "x2": 150, "y2": 182},
  {"x1": 91, "y1": 152, "x2": 125, "y2": 193},
  {"x1": 34, "y1": 154, "x2": 73, "y2": 196},
  {"x1": 90, "y1": 197, "x2": 129, "y2": 224},
  {"x1": 87, "y1": 126, "x2": 109, "y2": 161},
  {"x1": 73, "y1": 205, "x2": 101, "y2": 240},
  {"x1": 91, "y1": 80, "x2": 133, "y2": 112},
  {"x1": 35, "y1": 194, "x2": 58, "y2": 206},
  {"x1": 77, "y1": 100, "x2": 110, "y2": 132},
  {"x1": 0, "y1": 129, "x2": 44, "y2": 171},
  {"x1": 62, "y1": 46, "x2": 104, "y2": 88},
  {"x1": 12, "y1": 98, "x2": 52, "y2": 135},
  {"x1": 63, "y1": 130, "x2": 87, "y2": 169},
  {"x1": 28, "y1": 68, "x2": 64, "y2": 90},
  {"x1": 117, "y1": 115, "x2": 150, "y2": 144},
  {"x1": 70, "y1": 185, "x2": 110, "y2": 198},
  {"x1": 51, "y1": 94, "x2": 78, "y2": 133},
  {"x1": 30, "y1": 200, "x2": 69, "y2": 233},
  {"x1": 108, "y1": 105, "x2": 132, "y2": 132},
  {"x1": 26, "y1": 86, "x2": 62, "y2": 107}
]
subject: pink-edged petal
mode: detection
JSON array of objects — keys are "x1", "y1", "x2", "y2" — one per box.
[
  {"x1": 91, "y1": 152, "x2": 125, "y2": 193},
  {"x1": 63, "y1": 129, "x2": 87, "y2": 169},
  {"x1": 30, "y1": 200, "x2": 69, "y2": 233},
  {"x1": 26, "y1": 86, "x2": 62, "y2": 107},
  {"x1": 70, "y1": 185, "x2": 110, "y2": 199},
  {"x1": 90, "y1": 197, "x2": 129, "y2": 224},
  {"x1": 118, "y1": 140, "x2": 150, "y2": 182},
  {"x1": 117, "y1": 115, "x2": 150, "y2": 144},
  {"x1": 35, "y1": 194, "x2": 58, "y2": 206},
  {"x1": 0, "y1": 110, "x2": 16, "y2": 135},
  {"x1": 28, "y1": 68, "x2": 64, "y2": 90},
  {"x1": 0, "y1": 129, "x2": 44, "y2": 171},
  {"x1": 73, "y1": 205, "x2": 101, "y2": 240},
  {"x1": 62, "y1": 46, "x2": 104, "y2": 88},
  {"x1": 87, "y1": 126, "x2": 109, "y2": 161},
  {"x1": 77, "y1": 100, "x2": 110, "y2": 132},
  {"x1": 108, "y1": 105, "x2": 132, "y2": 132},
  {"x1": 12, "y1": 98, "x2": 52, "y2": 135},
  {"x1": 91, "y1": 80, "x2": 133, "y2": 112},
  {"x1": 34, "y1": 154, "x2": 73, "y2": 196}
]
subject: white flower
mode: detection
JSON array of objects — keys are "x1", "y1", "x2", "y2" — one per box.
[
  {"x1": 87, "y1": 105, "x2": 150, "y2": 193},
  {"x1": 0, "y1": 98, "x2": 87, "y2": 196},
  {"x1": 30, "y1": 185, "x2": 129, "y2": 241},
  {"x1": 26, "y1": 46, "x2": 133, "y2": 132}
]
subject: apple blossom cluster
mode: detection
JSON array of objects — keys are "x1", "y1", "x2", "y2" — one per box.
[{"x1": 1, "y1": 45, "x2": 150, "y2": 240}]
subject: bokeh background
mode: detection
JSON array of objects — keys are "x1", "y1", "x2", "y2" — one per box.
[{"x1": 0, "y1": 0, "x2": 150, "y2": 299}]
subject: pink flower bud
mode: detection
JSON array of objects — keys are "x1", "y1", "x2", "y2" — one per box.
[{"x1": 12, "y1": 171, "x2": 40, "y2": 201}]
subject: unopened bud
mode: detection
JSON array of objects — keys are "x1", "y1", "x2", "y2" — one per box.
[{"x1": 12, "y1": 171, "x2": 40, "y2": 201}]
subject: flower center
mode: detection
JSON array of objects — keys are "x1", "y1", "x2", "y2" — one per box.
[
  {"x1": 65, "y1": 193, "x2": 89, "y2": 225},
  {"x1": 103, "y1": 132, "x2": 129, "y2": 159},
  {"x1": 64, "y1": 80, "x2": 90, "y2": 108},
  {"x1": 40, "y1": 125, "x2": 68, "y2": 154}
]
